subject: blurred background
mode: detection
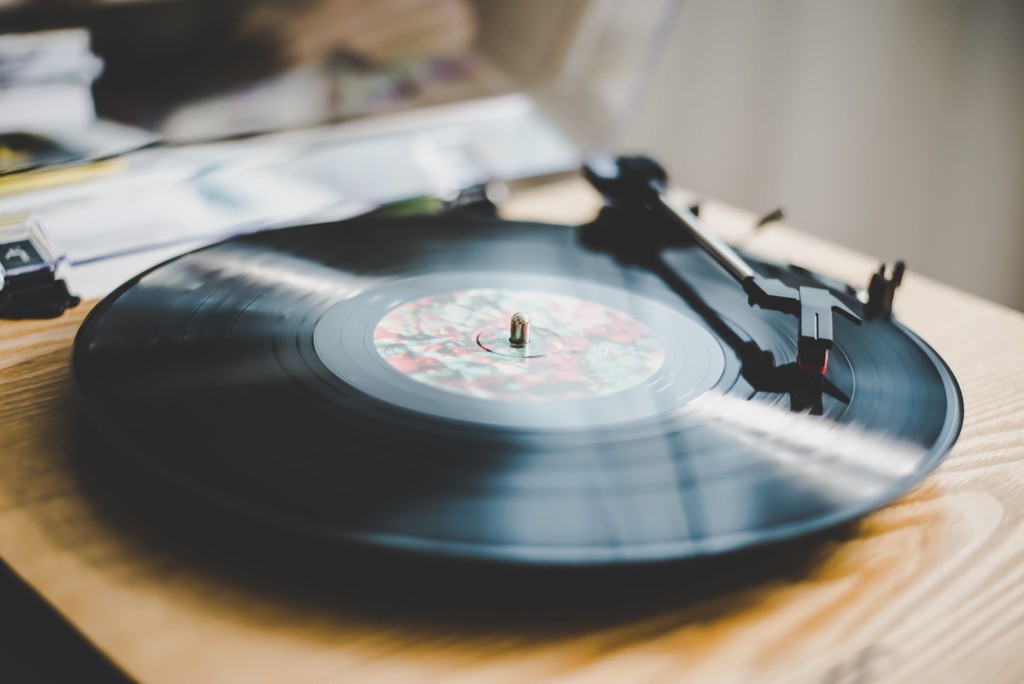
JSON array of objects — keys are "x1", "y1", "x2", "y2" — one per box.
[
  {"x1": 1, "y1": 0, "x2": 1021, "y2": 309},
  {"x1": 624, "y1": 0, "x2": 1024, "y2": 311}
]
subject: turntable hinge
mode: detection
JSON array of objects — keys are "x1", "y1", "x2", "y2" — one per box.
[{"x1": 0, "y1": 213, "x2": 79, "y2": 319}]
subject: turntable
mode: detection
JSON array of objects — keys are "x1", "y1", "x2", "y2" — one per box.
[
  {"x1": 1, "y1": 163, "x2": 1022, "y2": 683},
  {"x1": 1, "y1": 1, "x2": 1024, "y2": 681},
  {"x1": 70, "y1": 156, "x2": 962, "y2": 565}
]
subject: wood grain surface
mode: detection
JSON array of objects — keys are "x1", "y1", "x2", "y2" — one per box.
[{"x1": 1, "y1": 180, "x2": 1022, "y2": 683}]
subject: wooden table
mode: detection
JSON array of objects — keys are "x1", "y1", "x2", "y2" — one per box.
[{"x1": 1, "y1": 179, "x2": 1022, "y2": 683}]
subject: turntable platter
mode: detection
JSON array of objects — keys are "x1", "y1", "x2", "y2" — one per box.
[{"x1": 72, "y1": 215, "x2": 962, "y2": 564}]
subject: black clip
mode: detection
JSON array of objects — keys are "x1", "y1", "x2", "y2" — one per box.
[
  {"x1": 0, "y1": 213, "x2": 79, "y2": 319},
  {"x1": 755, "y1": 207, "x2": 786, "y2": 229},
  {"x1": 442, "y1": 182, "x2": 506, "y2": 217},
  {"x1": 865, "y1": 261, "x2": 904, "y2": 319}
]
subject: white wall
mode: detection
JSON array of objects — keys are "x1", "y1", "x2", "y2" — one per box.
[{"x1": 620, "y1": 0, "x2": 1024, "y2": 310}]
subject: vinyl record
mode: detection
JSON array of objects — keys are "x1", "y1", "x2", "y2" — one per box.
[{"x1": 72, "y1": 216, "x2": 962, "y2": 564}]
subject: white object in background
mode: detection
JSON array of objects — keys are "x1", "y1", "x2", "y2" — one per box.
[{"x1": 0, "y1": 29, "x2": 104, "y2": 134}]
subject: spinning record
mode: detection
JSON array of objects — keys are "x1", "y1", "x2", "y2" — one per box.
[{"x1": 72, "y1": 215, "x2": 962, "y2": 564}]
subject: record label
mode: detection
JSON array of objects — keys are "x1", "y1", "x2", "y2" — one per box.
[
  {"x1": 313, "y1": 271, "x2": 729, "y2": 429},
  {"x1": 373, "y1": 288, "x2": 666, "y2": 401}
]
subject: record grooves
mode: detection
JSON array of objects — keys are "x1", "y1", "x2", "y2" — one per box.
[{"x1": 72, "y1": 214, "x2": 962, "y2": 565}]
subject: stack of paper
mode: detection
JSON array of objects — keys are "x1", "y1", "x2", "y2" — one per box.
[{"x1": 0, "y1": 29, "x2": 104, "y2": 133}]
